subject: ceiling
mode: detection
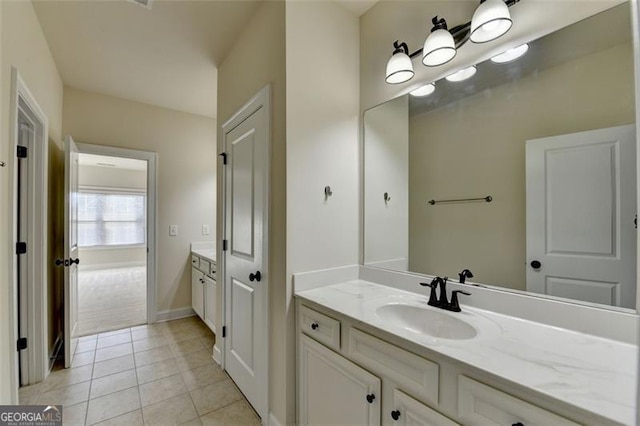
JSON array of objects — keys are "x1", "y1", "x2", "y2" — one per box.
[
  {"x1": 32, "y1": 0, "x2": 261, "y2": 119},
  {"x1": 79, "y1": 153, "x2": 147, "y2": 171},
  {"x1": 335, "y1": 0, "x2": 378, "y2": 17}
]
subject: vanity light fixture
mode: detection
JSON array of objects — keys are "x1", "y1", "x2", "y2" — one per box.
[
  {"x1": 490, "y1": 43, "x2": 529, "y2": 63},
  {"x1": 445, "y1": 65, "x2": 477, "y2": 82},
  {"x1": 383, "y1": 0, "x2": 520, "y2": 85},
  {"x1": 410, "y1": 83, "x2": 436, "y2": 97},
  {"x1": 470, "y1": 0, "x2": 514, "y2": 43},
  {"x1": 385, "y1": 41, "x2": 415, "y2": 84},
  {"x1": 423, "y1": 17, "x2": 457, "y2": 67}
]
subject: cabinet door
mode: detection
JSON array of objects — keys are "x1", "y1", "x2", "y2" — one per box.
[
  {"x1": 299, "y1": 334, "x2": 380, "y2": 426},
  {"x1": 203, "y1": 275, "x2": 216, "y2": 333},
  {"x1": 191, "y1": 267, "x2": 204, "y2": 319},
  {"x1": 391, "y1": 389, "x2": 459, "y2": 426}
]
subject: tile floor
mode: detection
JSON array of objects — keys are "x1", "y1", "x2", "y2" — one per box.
[
  {"x1": 19, "y1": 317, "x2": 260, "y2": 425},
  {"x1": 78, "y1": 266, "x2": 147, "y2": 336}
]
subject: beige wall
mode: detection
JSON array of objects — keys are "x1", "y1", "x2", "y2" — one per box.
[
  {"x1": 216, "y1": 1, "x2": 287, "y2": 421},
  {"x1": 286, "y1": 1, "x2": 360, "y2": 422},
  {"x1": 63, "y1": 87, "x2": 216, "y2": 314},
  {"x1": 0, "y1": 1, "x2": 64, "y2": 403},
  {"x1": 408, "y1": 42, "x2": 635, "y2": 290}
]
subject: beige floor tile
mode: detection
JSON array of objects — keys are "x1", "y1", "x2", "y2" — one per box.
[
  {"x1": 90, "y1": 369, "x2": 138, "y2": 399},
  {"x1": 94, "y1": 409, "x2": 143, "y2": 426},
  {"x1": 93, "y1": 355, "x2": 135, "y2": 379},
  {"x1": 86, "y1": 387, "x2": 141, "y2": 425},
  {"x1": 163, "y1": 329, "x2": 196, "y2": 344},
  {"x1": 135, "y1": 346, "x2": 174, "y2": 367},
  {"x1": 170, "y1": 338, "x2": 206, "y2": 357},
  {"x1": 76, "y1": 340, "x2": 97, "y2": 354},
  {"x1": 63, "y1": 401, "x2": 88, "y2": 426},
  {"x1": 95, "y1": 342, "x2": 133, "y2": 363},
  {"x1": 18, "y1": 382, "x2": 42, "y2": 404},
  {"x1": 180, "y1": 364, "x2": 226, "y2": 392},
  {"x1": 97, "y1": 333, "x2": 132, "y2": 349},
  {"x1": 99, "y1": 328, "x2": 131, "y2": 338},
  {"x1": 133, "y1": 335, "x2": 168, "y2": 352},
  {"x1": 79, "y1": 334, "x2": 98, "y2": 343},
  {"x1": 132, "y1": 326, "x2": 165, "y2": 342},
  {"x1": 175, "y1": 349, "x2": 215, "y2": 372},
  {"x1": 189, "y1": 380, "x2": 243, "y2": 416},
  {"x1": 37, "y1": 381, "x2": 91, "y2": 406},
  {"x1": 139, "y1": 374, "x2": 187, "y2": 407},
  {"x1": 72, "y1": 350, "x2": 96, "y2": 368},
  {"x1": 199, "y1": 400, "x2": 260, "y2": 426},
  {"x1": 199, "y1": 334, "x2": 215, "y2": 349},
  {"x1": 142, "y1": 394, "x2": 198, "y2": 425},
  {"x1": 40, "y1": 364, "x2": 93, "y2": 392},
  {"x1": 136, "y1": 358, "x2": 179, "y2": 385},
  {"x1": 180, "y1": 418, "x2": 203, "y2": 426}
]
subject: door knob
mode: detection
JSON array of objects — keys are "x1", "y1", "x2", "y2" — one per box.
[
  {"x1": 55, "y1": 259, "x2": 68, "y2": 267},
  {"x1": 249, "y1": 271, "x2": 262, "y2": 282},
  {"x1": 530, "y1": 260, "x2": 541, "y2": 269},
  {"x1": 69, "y1": 258, "x2": 80, "y2": 265}
]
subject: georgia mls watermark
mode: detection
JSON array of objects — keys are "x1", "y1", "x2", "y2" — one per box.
[{"x1": 0, "y1": 405, "x2": 62, "y2": 426}]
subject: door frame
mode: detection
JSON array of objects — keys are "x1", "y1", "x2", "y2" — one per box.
[
  {"x1": 9, "y1": 68, "x2": 49, "y2": 396},
  {"x1": 74, "y1": 142, "x2": 159, "y2": 325},
  {"x1": 217, "y1": 85, "x2": 271, "y2": 418}
]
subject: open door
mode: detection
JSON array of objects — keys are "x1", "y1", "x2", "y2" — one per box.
[
  {"x1": 526, "y1": 125, "x2": 636, "y2": 308},
  {"x1": 64, "y1": 136, "x2": 80, "y2": 368}
]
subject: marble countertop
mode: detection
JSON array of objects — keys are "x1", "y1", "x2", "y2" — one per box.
[
  {"x1": 295, "y1": 280, "x2": 637, "y2": 425},
  {"x1": 192, "y1": 249, "x2": 216, "y2": 264}
]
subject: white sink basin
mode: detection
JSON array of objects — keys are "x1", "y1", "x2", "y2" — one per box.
[{"x1": 375, "y1": 303, "x2": 477, "y2": 340}]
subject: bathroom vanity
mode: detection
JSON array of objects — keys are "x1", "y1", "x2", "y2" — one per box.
[
  {"x1": 191, "y1": 245, "x2": 216, "y2": 333},
  {"x1": 295, "y1": 276, "x2": 636, "y2": 426}
]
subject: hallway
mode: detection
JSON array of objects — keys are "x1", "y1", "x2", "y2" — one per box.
[{"x1": 18, "y1": 317, "x2": 259, "y2": 425}]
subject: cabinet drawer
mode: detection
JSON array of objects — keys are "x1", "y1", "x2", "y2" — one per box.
[
  {"x1": 348, "y1": 328, "x2": 439, "y2": 407},
  {"x1": 200, "y1": 259, "x2": 211, "y2": 274},
  {"x1": 299, "y1": 305, "x2": 341, "y2": 351},
  {"x1": 191, "y1": 255, "x2": 200, "y2": 269},
  {"x1": 457, "y1": 376, "x2": 579, "y2": 426},
  {"x1": 392, "y1": 389, "x2": 459, "y2": 426}
]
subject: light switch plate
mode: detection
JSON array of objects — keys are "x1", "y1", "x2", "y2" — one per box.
[
  {"x1": 169, "y1": 225, "x2": 178, "y2": 236},
  {"x1": 202, "y1": 224, "x2": 210, "y2": 235}
]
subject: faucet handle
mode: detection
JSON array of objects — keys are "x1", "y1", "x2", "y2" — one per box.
[
  {"x1": 449, "y1": 290, "x2": 471, "y2": 312},
  {"x1": 420, "y1": 278, "x2": 441, "y2": 307}
]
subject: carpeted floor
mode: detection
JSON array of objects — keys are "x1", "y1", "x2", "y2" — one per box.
[{"x1": 78, "y1": 266, "x2": 147, "y2": 336}]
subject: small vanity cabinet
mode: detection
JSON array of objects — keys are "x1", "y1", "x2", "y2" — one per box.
[
  {"x1": 297, "y1": 299, "x2": 591, "y2": 426},
  {"x1": 191, "y1": 252, "x2": 216, "y2": 333}
]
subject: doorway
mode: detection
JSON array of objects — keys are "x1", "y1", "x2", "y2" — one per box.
[{"x1": 75, "y1": 153, "x2": 148, "y2": 335}]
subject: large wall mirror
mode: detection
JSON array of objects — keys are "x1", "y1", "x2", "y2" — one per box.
[{"x1": 363, "y1": 3, "x2": 637, "y2": 311}]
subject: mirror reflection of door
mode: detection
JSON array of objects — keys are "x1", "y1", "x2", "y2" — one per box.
[{"x1": 525, "y1": 125, "x2": 636, "y2": 308}]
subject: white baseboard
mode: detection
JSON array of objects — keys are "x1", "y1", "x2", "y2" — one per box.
[
  {"x1": 268, "y1": 412, "x2": 283, "y2": 426},
  {"x1": 79, "y1": 261, "x2": 146, "y2": 272},
  {"x1": 156, "y1": 307, "x2": 196, "y2": 322},
  {"x1": 213, "y1": 344, "x2": 222, "y2": 365}
]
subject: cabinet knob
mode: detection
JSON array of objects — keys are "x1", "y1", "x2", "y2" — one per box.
[
  {"x1": 366, "y1": 393, "x2": 375, "y2": 404},
  {"x1": 512, "y1": 423, "x2": 524, "y2": 426},
  {"x1": 249, "y1": 271, "x2": 262, "y2": 282},
  {"x1": 391, "y1": 410, "x2": 401, "y2": 421},
  {"x1": 311, "y1": 322, "x2": 319, "y2": 330}
]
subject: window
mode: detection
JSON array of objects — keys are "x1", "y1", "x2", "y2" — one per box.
[{"x1": 78, "y1": 190, "x2": 146, "y2": 247}]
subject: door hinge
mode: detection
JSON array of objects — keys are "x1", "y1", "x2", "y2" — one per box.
[
  {"x1": 222, "y1": 240, "x2": 228, "y2": 251},
  {"x1": 222, "y1": 326, "x2": 226, "y2": 338},
  {"x1": 17, "y1": 337, "x2": 27, "y2": 351},
  {"x1": 219, "y1": 152, "x2": 227, "y2": 165},
  {"x1": 17, "y1": 146, "x2": 27, "y2": 159},
  {"x1": 16, "y1": 242, "x2": 27, "y2": 255}
]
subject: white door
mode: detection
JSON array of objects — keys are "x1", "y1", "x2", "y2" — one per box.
[
  {"x1": 526, "y1": 125, "x2": 636, "y2": 308},
  {"x1": 223, "y1": 88, "x2": 269, "y2": 420},
  {"x1": 64, "y1": 136, "x2": 80, "y2": 368},
  {"x1": 298, "y1": 335, "x2": 381, "y2": 426}
]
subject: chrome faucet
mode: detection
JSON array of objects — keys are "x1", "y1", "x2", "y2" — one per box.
[{"x1": 420, "y1": 276, "x2": 471, "y2": 312}]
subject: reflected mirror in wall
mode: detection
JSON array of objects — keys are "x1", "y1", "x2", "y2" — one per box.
[{"x1": 363, "y1": 3, "x2": 637, "y2": 311}]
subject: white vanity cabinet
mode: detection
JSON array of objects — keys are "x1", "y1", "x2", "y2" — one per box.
[
  {"x1": 297, "y1": 300, "x2": 595, "y2": 426},
  {"x1": 191, "y1": 251, "x2": 216, "y2": 332}
]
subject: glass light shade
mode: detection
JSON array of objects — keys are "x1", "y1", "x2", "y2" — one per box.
[
  {"x1": 385, "y1": 51, "x2": 414, "y2": 84},
  {"x1": 422, "y1": 29, "x2": 456, "y2": 67},
  {"x1": 445, "y1": 65, "x2": 477, "y2": 82},
  {"x1": 470, "y1": 0, "x2": 513, "y2": 43},
  {"x1": 410, "y1": 83, "x2": 436, "y2": 97},
  {"x1": 490, "y1": 43, "x2": 529, "y2": 63}
]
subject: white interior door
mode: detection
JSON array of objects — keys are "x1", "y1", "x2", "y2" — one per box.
[
  {"x1": 223, "y1": 89, "x2": 269, "y2": 420},
  {"x1": 526, "y1": 125, "x2": 636, "y2": 308},
  {"x1": 64, "y1": 136, "x2": 80, "y2": 368}
]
